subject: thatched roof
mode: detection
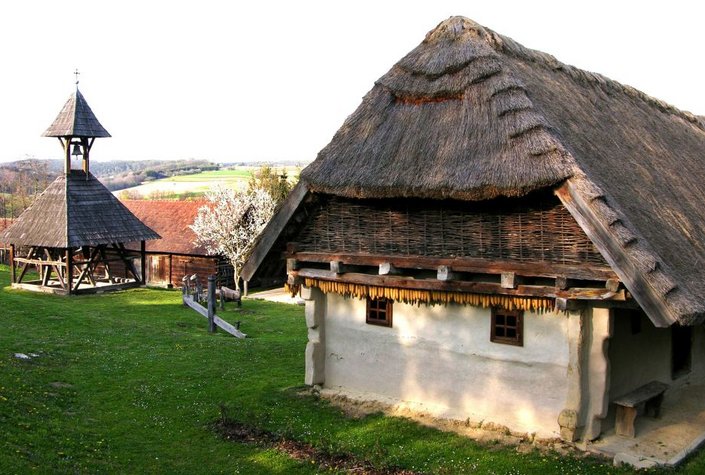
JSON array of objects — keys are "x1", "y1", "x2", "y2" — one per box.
[
  {"x1": 254, "y1": 17, "x2": 705, "y2": 327},
  {"x1": 42, "y1": 88, "x2": 111, "y2": 138},
  {"x1": 3, "y1": 171, "x2": 159, "y2": 248},
  {"x1": 122, "y1": 200, "x2": 207, "y2": 255}
]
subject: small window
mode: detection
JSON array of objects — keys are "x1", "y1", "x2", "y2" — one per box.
[
  {"x1": 366, "y1": 297, "x2": 393, "y2": 327},
  {"x1": 491, "y1": 308, "x2": 523, "y2": 346}
]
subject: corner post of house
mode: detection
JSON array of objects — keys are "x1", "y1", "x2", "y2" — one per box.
[
  {"x1": 140, "y1": 240, "x2": 146, "y2": 286},
  {"x1": 302, "y1": 284, "x2": 326, "y2": 386},
  {"x1": 558, "y1": 307, "x2": 586, "y2": 441},
  {"x1": 9, "y1": 244, "x2": 16, "y2": 283},
  {"x1": 581, "y1": 306, "x2": 613, "y2": 441}
]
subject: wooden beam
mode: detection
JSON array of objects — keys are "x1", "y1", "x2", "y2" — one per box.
[
  {"x1": 98, "y1": 246, "x2": 116, "y2": 284},
  {"x1": 66, "y1": 248, "x2": 73, "y2": 295},
  {"x1": 16, "y1": 247, "x2": 37, "y2": 283},
  {"x1": 62, "y1": 137, "x2": 70, "y2": 174},
  {"x1": 9, "y1": 244, "x2": 15, "y2": 283},
  {"x1": 14, "y1": 257, "x2": 65, "y2": 267},
  {"x1": 72, "y1": 247, "x2": 101, "y2": 290},
  {"x1": 295, "y1": 268, "x2": 626, "y2": 302},
  {"x1": 140, "y1": 241, "x2": 147, "y2": 285},
  {"x1": 46, "y1": 248, "x2": 65, "y2": 289},
  {"x1": 290, "y1": 251, "x2": 618, "y2": 282},
  {"x1": 556, "y1": 180, "x2": 675, "y2": 327}
]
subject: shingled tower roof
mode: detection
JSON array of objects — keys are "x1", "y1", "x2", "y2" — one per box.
[
  {"x1": 3, "y1": 170, "x2": 159, "y2": 248},
  {"x1": 3, "y1": 86, "x2": 157, "y2": 248},
  {"x1": 42, "y1": 88, "x2": 111, "y2": 138}
]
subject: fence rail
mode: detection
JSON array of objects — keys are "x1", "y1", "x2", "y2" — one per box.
[{"x1": 182, "y1": 274, "x2": 246, "y2": 338}]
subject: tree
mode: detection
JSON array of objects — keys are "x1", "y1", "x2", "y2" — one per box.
[
  {"x1": 190, "y1": 186, "x2": 275, "y2": 291},
  {"x1": 247, "y1": 165, "x2": 293, "y2": 207}
]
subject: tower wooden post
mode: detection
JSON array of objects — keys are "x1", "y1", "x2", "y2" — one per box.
[
  {"x1": 65, "y1": 248, "x2": 73, "y2": 294},
  {"x1": 9, "y1": 244, "x2": 16, "y2": 283}
]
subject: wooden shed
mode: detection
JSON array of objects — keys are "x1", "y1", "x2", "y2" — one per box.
[
  {"x1": 121, "y1": 199, "x2": 233, "y2": 288},
  {"x1": 2, "y1": 88, "x2": 159, "y2": 294},
  {"x1": 243, "y1": 17, "x2": 705, "y2": 441}
]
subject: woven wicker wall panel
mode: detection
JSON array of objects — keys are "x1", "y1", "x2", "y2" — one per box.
[{"x1": 296, "y1": 195, "x2": 606, "y2": 266}]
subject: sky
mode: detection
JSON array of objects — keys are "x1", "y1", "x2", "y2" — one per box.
[{"x1": 1, "y1": 0, "x2": 703, "y2": 164}]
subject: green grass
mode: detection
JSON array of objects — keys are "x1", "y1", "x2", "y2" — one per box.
[
  {"x1": 164, "y1": 169, "x2": 255, "y2": 182},
  {"x1": 1, "y1": 264, "x2": 704, "y2": 474}
]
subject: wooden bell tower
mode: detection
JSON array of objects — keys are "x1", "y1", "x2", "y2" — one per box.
[{"x1": 2, "y1": 76, "x2": 160, "y2": 295}]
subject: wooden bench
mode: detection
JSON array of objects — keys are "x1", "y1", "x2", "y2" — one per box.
[{"x1": 613, "y1": 381, "x2": 668, "y2": 437}]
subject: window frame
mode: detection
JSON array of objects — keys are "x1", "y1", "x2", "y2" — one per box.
[
  {"x1": 366, "y1": 297, "x2": 393, "y2": 327},
  {"x1": 490, "y1": 307, "x2": 523, "y2": 346}
]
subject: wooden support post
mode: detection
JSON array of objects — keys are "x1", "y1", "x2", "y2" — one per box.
[
  {"x1": 606, "y1": 278, "x2": 620, "y2": 292},
  {"x1": 501, "y1": 272, "x2": 516, "y2": 289},
  {"x1": 66, "y1": 248, "x2": 73, "y2": 295},
  {"x1": 379, "y1": 262, "x2": 401, "y2": 275},
  {"x1": 437, "y1": 265, "x2": 457, "y2": 281},
  {"x1": 330, "y1": 261, "x2": 347, "y2": 274},
  {"x1": 207, "y1": 275, "x2": 216, "y2": 333},
  {"x1": 82, "y1": 137, "x2": 91, "y2": 175},
  {"x1": 9, "y1": 244, "x2": 15, "y2": 283},
  {"x1": 168, "y1": 254, "x2": 173, "y2": 288},
  {"x1": 62, "y1": 138, "x2": 71, "y2": 174},
  {"x1": 140, "y1": 240, "x2": 147, "y2": 286},
  {"x1": 243, "y1": 279, "x2": 248, "y2": 297},
  {"x1": 219, "y1": 287, "x2": 225, "y2": 310},
  {"x1": 287, "y1": 258, "x2": 300, "y2": 272},
  {"x1": 555, "y1": 275, "x2": 568, "y2": 290}
]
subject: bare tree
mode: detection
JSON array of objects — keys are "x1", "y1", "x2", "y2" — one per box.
[{"x1": 190, "y1": 186, "x2": 275, "y2": 291}]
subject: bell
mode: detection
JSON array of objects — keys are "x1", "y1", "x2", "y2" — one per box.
[{"x1": 71, "y1": 143, "x2": 82, "y2": 156}]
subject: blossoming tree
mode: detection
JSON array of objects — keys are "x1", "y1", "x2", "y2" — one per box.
[{"x1": 190, "y1": 186, "x2": 276, "y2": 291}]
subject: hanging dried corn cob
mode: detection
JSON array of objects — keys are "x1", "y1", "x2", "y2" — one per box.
[{"x1": 302, "y1": 278, "x2": 555, "y2": 312}]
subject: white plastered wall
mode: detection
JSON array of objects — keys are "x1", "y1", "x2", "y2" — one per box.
[{"x1": 322, "y1": 293, "x2": 572, "y2": 438}]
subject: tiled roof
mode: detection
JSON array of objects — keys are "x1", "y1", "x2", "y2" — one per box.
[{"x1": 121, "y1": 200, "x2": 208, "y2": 255}]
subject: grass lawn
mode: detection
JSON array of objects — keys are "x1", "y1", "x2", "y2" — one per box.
[{"x1": 1, "y1": 264, "x2": 704, "y2": 474}]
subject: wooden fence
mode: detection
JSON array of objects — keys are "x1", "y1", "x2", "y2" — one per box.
[{"x1": 182, "y1": 274, "x2": 246, "y2": 338}]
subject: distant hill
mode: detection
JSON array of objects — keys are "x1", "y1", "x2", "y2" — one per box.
[
  {"x1": 0, "y1": 158, "x2": 308, "y2": 217},
  {"x1": 0, "y1": 158, "x2": 219, "y2": 191}
]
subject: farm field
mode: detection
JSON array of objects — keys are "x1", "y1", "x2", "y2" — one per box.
[
  {"x1": 115, "y1": 166, "x2": 300, "y2": 199},
  {"x1": 1, "y1": 265, "x2": 704, "y2": 474}
]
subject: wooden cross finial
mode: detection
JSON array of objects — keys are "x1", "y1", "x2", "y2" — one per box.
[{"x1": 74, "y1": 68, "x2": 80, "y2": 86}]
